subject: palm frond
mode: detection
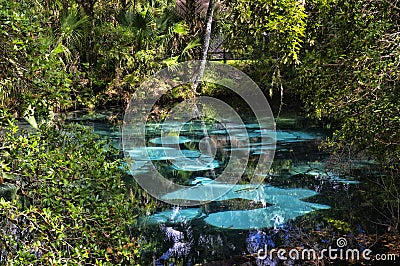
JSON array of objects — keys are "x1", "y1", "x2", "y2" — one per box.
[
  {"x1": 59, "y1": 8, "x2": 89, "y2": 50},
  {"x1": 117, "y1": 8, "x2": 156, "y2": 50},
  {"x1": 181, "y1": 38, "x2": 201, "y2": 57}
]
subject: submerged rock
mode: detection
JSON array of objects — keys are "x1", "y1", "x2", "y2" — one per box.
[
  {"x1": 203, "y1": 202, "x2": 329, "y2": 230},
  {"x1": 288, "y1": 161, "x2": 360, "y2": 184},
  {"x1": 171, "y1": 158, "x2": 220, "y2": 171},
  {"x1": 146, "y1": 183, "x2": 330, "y2": 229},
  {"x1": 126, "y1": 147, "x2": 181, "y2": 161},
  {"x1": 143, "y1": 207, "x2": 204, "y2": 225},
  {"x1": 149, "y1": 136, "x2": 191, "y2": 145}
]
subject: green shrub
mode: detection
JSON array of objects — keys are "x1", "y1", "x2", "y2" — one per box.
[{"x1": 0, "y1": 116, "x2": 143, "y2": 265}]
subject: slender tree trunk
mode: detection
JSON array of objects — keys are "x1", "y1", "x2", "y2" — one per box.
[
  {"x1": 192, "y1": 0, "x2": 214, "y2": 92},
  {"x1": 191, "y1": 0, "x2": 216, "y2": 178}
]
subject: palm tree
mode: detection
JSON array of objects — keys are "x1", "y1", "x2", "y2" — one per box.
[
  {"x1": 55, "y1": 8, "x2": 89, "y2": 65},
  {"x1": 117, "y1": 9, "x2": 156, "y2": 50}
]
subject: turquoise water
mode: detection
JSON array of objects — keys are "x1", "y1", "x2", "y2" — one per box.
[{"x1": 69, "y1": 111, "x2": 376, "y2": 265}]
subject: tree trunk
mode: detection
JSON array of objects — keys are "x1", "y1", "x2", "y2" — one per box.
[
  {"x1": 191, "y1": 0, "x2": 216, "y2": 178},
  {"x1": 192, "y1": 0, "x2": 214, "y2": 92}
]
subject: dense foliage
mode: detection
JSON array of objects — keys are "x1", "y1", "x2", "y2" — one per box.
[
  {"x1": 1, "y1": 0, "x2": 313, "y2": 114},
  {"x1": 0, "y1": 114, "x2": 148, "y2": 265},
  {"x1": 292, "y1": 0, "x2": 400, "y2": 230},
  {"x1": 223, "y1": 0, "x2": 308, "y2": 63},
  {"x1": 294, "y1": 0, "x2": 400, "y2": 172},
  {"x1": 295, "y1": 1, "x2": 400, "y2": 178},
  {"x1": 0, "y1": 0, "x2": 399, "y2": 263},
  {"x1": 0, "y1": 0, "x2": 73, "y2": 116}
]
